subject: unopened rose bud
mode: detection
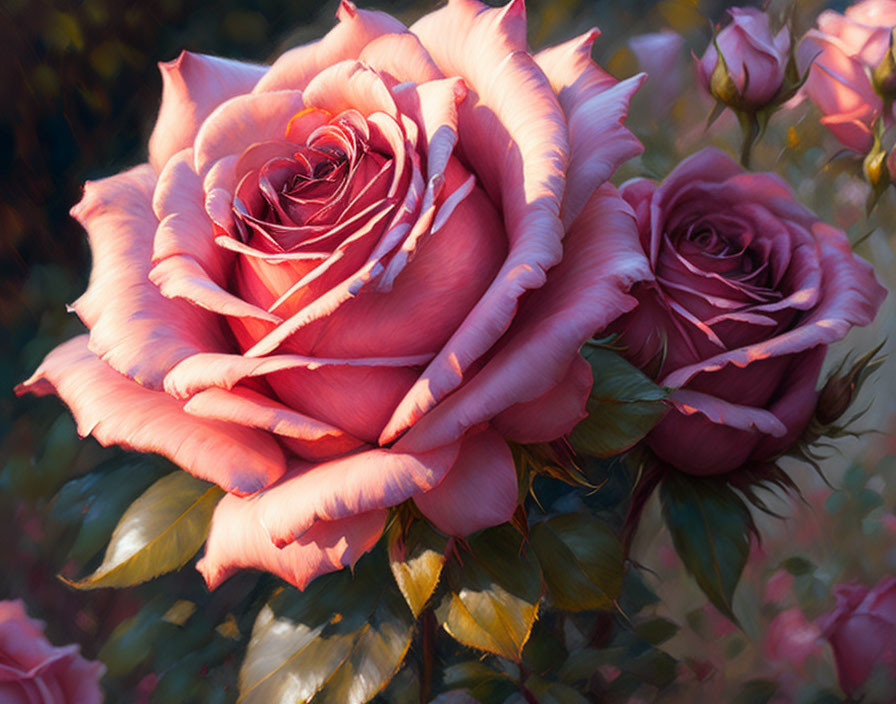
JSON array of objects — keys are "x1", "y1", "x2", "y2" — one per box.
[
  {"x1": 863, "y1": 142, "x2": 890, "y2": 191},
  {"x1": 697, "y1": 7, "x2": 790, "y2": 111},
  {"x1": 816, "y1": 373, "x2": 855, "y2": 426},
  {"x1": 871, "y1": 30, "x2": 896, "y2": 101}
]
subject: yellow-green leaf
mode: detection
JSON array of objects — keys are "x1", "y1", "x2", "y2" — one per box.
[
  {"x1": 63, "y1": 471, "x2": 223, "y2": 589},
  {"x1": 387, "y1": 519, "x2": 448, "y2": 617},
  {"x1": 435, "y1": 525, "x2": 542, "y2": 662}
]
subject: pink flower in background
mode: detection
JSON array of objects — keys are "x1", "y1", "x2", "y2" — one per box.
[
  {"x1": 16, "y1": 0, "x2": 648, "y2": 590},
  {"x1": 696, "y1": 7, "x2": 790, "y2": 109},
  {"x1": 818, "y1": 576, "x2": 896, "y2": 696},
  {"x1": 800, "y1": 0, "x2": 896, "y2": 152},
  {"x1": 764, "y1": 608, "x2": 823, "y2": 671},
  {"x1": 602, "y1": 147, "x2": 885, "y2": 476},
  {"x1": 629, "y1": 31, "x2": 685, "y2": 115},
  {"x1": 0, "y1": 599, "x2": 105, "y2": 704}
]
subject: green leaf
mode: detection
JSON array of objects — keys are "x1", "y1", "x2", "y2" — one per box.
[
  {"x1": 634, "y1": 617, "x2": 679, "y2": 646},
  {"x1": 387, "y1": 518, "x2": 447, "y2": 617},
  {"x1": 435, "y1": 524, "x2": 542, "y2": 661},
  {"x1": 570, "y1": 345, "x2": 668, "y2": 458},
  {"x1": 62, "y1": 471, "x2": 223, "y2": 589},
  {"x1": 530, "y1": 513, "x2": 623, "y2": 611},
  {"x1": 660, "y1": 473, "x2": 753, "y2": 625},
  {"x1": 50, "y1": 457, "x2": 170, "y2": 564},
  {"x1": 238, "y1": 553, "x2": 415, "y2": 704},
  {"x1": 525, "y1": 675, "x2": 591, "y2": 704},
  {"x1": 441, "y1": 661, "x2": 518, "y2": 703}
]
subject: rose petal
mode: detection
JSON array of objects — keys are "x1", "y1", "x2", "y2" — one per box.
[
  {"x1": 184, "y1": 386, "x2": 364, "y2": 461},
  {"x1": 198, "y1": 503, "x2": 385, "y2": 591},
  {"x1": 390, "y1": 184, "x2": 650, "y2": 451},
  {"x1": 255, "y1": 443, "x2": 462, "y2": 549},
  {"x1": 253, "y1": 0, "x2": 406, "y2": 94},
  {"x1": 15, "y1": 337, "x2": 285, "y2": 495},
  {"x1": 149, "y1": 51, "x2": 266, "y2": 172},
  {"x1": 193, "y1": 90, "x2": 305, "y2": 180},
  {"x1": 413, "y1": 428, "x2": 517, "y2": 536},
  {"x1": 69, "y1": 164, "x2": 227, "y2": 389},
  {"x1": 357, "y1": 32, "x2": 443, "y2": 84},
  {"x1": 667, "y1": 388, "x2": 787, "y2": 437},
  {"x1": 536, "y1": 30, "x2": 645, "y2": 227},
  {"x1": 383, "y1": 0, "x2": 569, "y2": 440},
  {"x1": 493, "y1": 353, "x2": 593, "y2": 443}
]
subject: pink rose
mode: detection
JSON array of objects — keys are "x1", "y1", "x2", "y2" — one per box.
[
  {"x1": 818, "y1": 576, "x2": 896, "y2": 696},
  {"x1": 602, "y1": 147, "x2": 885, "y2": 476},
  {"x1": 0, "y1": 599, "x2": 105, "y2": 704},
  {"x1": 764, "y1": 607, "x2": 823, "y2": 671},
  {"x1": 696, "y1": 7, "x2": 790, "y2": 110},
  {"x1": 17, "y1": 0, "x2": 648, "y2": 590},
  {"x1": 800, "y1": 0, "x2": 896, "y2": 152}
]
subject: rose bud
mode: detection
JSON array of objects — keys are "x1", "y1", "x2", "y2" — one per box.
[
  {"x1": 598, "y1": 147, "x2": 885, "y2": 476},
  {"x1": 817, "y1": 577, "x2": 896, "y2": 697},
  {"x1": 0, "y1": 599, "x2": 105, "y2": 704},
  {"x1": 799, "y1": 0, "x2": 896, "y2": 153},
  {"x1": 815, "y1": 342, "x2": 884, "y2": 426},
  {"x1": 696, "y1": 7, "x2": 790, "y2": 111},
  {"x1": 16, "y1": 0, "x2": 648, "y2": 591}
]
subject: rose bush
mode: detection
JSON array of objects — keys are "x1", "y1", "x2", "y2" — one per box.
[
  {"x1": 818, "y1": 576, "x2": 896, "y2": 696},
  {"x1": 0, "y1": 600, "x2": 105, "y2": 704},
  {"x1": 800, "y1": 0, "x2": 896, "y2": 153},
  {"x1": 16, "y1": 0, "x2": 649, "y2": 590},
  {"x1": 696, "y1": 7, "x2": 790, "y2": 110},
  {"x1": 601, "y1": 147, "x2": 885, "y2": 475}
]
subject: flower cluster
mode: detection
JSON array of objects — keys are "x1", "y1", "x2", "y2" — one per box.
[{"x1": 10, "y1": 0, "x2": 895, "y2": 701}]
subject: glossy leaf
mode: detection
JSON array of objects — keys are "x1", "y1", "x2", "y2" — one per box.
[
  {"x1": 660, "y1": 473, "x2": 753, "y2": 624},
  {"x1": 50, "y1": 457, "x2": 169, "y2": 564},
  {"x1": 387, "y1": 518, "x2": 448, "y2": 617},
  {"x1": 238, "y1": 553, "x2": 415, "y2": 704},
  {"x1": 440, "y1": 661, "x2": 518, "y2": 703},
  {"x1": 63, "y1": 471, "x2": 223, "y2": 589},
  {"x1": 570, "y1": 345, "x2": 668, "y2": 458},
  {"x1": 435, "y1": 524, "x2": 542, "y2": 662},
  {"x1": 530, "y1": 513, "x2": 623, "y2": 611}
]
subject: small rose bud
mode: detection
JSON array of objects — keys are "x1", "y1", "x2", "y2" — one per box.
[
  {"x1": 871, "y1": 30, "x2": 896, "y2": 101},
  {"x1": 816, "y1": 373, "x2": 856, "y2": 426},
  {"x1": 697, "y1": 7, "x2": 790, "y2": 111}
]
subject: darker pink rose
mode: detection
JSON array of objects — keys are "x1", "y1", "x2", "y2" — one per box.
[
  {"x1": 17, "y1": 0, "x2": 648, "y2": 590},
  {"x1": 0, "y1": 600, "x2": 105, "y2": 704},
  {"x1": 696, "y1": 7, "x2": 790, "y2": 109},
  {"x1": 818, "y1": 576, "x2": 896, "y2": 697},
  {"x1": 799, "y1": 0, "x2": 896, "y2": 153},
  {"x1": 602, "y1": 147, "x2": 885, "y2": 476}
]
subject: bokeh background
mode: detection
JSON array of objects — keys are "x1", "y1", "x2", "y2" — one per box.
[{"x1": 2, "y1": 0, "x2": 894, "y2": 701}]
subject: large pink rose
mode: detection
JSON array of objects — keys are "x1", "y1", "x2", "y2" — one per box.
[
  {"x1": 0, "y1": 599, "x2": 105, "y2": 704},
  {"x1": 817, "y1": 576, "x2": 896, "y2": 696},
  {"x1": 16, "y1": 0, "x2": 649, "y2": 590},
  {"x1": 602, "y1": 148, "x2": 885, "y2": 476},
  {"x1": 800, "y1": 0, "x2": 896, "y2": 152},
  {"x1": 696, "y1": 7, "x2": 790, "y2": 110}
]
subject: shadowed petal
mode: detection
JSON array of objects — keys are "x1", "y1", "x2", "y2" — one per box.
[
  {"x1": 184, "y1": 386, "x2": 364, "y2": 461},
  {"x1": 198, "y1": 504, "x2": 385, "y2": 590},
  {"x1": 15, "y1": 337, "x2": 285, "y2": 495},
  {"x1": 413, "y1": 428, "x2": 517, "y2": 536},
  {"x1": 493, "y1": 353, "x2": 592, "y2": 443}
]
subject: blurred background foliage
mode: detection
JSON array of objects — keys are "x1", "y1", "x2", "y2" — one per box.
[{"x1": 1, "y1": 0, "x2": 894, "y2": 702}]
